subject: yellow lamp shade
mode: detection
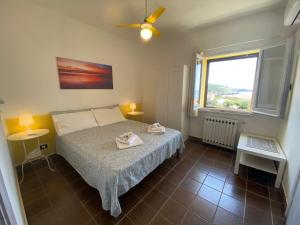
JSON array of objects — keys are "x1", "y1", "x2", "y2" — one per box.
[
  {"x1": 19, "y1": 114, "x2": 34, "y2": 129},
  {"x1": 130, "y1": 103, "x2": 136, "y2": 112}
]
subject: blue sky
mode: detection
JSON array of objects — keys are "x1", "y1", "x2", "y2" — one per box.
[{"x1": 208, "y1": 57, "x2": 258, "y2": 90}]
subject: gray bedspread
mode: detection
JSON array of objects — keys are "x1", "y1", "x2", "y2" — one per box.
[{"x1": 56, "y1": 120, "x2": 184, "y2": 217}]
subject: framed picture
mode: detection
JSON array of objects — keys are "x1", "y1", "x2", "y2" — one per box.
[{"x1": 56, "y1": 57, "x2": 113, "y2": 89}]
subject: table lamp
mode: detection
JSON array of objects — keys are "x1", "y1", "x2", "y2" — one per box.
[
  {"x1": 130, "y1": 103, "x2": 136, "y2": 113},
  {"x1": 19, "y1": 114, "x2": 34, "y2": 131}
]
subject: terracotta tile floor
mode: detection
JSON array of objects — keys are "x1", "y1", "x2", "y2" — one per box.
[{"x1": 18, "y1": 141, "x2": 286, "y2": 225}]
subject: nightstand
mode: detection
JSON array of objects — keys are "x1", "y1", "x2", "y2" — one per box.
[
  {"x1": 127, "y1": 111, "x2": 144, "y2": 122},
  {"x1": 234, "y1": 133, "x2": 286, "y2": 188},
  {"x1": 7, "y1": 129, "x2": 55, "y2": 183}
]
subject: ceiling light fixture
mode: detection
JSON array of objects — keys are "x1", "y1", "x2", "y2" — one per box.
[
  {"x1": 140, "y1": 24, "x2": 152, "y2": 40},
  {"x1": 117, "y1": 0, "x2": 165, "y2": 41}
]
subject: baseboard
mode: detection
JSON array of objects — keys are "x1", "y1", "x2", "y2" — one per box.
[
  {"x1": 282, "y1": 183, "x2": 289, "y2": 215},
  {"x1": 188, "y1": 136, "x2": 203, "y2": 143}
]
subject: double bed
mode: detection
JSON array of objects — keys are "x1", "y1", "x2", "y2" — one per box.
[{"x1": 54, "y1": 118, "x2": 184, "y2": 217}]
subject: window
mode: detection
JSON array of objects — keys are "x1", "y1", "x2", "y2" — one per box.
[
  {"x1": 193, "y1": 39, "x2": 293, "y2": 117},
  {"x1": 205, "y1": 53, "x2": 258, "y2": 111}
]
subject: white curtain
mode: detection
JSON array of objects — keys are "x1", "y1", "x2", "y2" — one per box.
[{"x1": 188, "y1": 52, "x2": 203, "y2": 117}]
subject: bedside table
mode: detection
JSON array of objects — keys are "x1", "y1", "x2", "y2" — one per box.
[
  {"x1": 127, "y1": 111, "x2": 144, "y2": 122},
  {"x1": 7, "y1": 129, "x2": 55, "y2": 183}
]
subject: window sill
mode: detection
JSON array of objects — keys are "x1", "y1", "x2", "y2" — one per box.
[{"x1": 198, "y1": 108, "x2": 254, "y2": 116}]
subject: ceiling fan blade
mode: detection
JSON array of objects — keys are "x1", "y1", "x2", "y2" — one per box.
[
  {"x1": 150, "y1": 26, "x2": 160, "y2": 37},
  {"x1": 117, "y1": 24, "x2": 141, "y2": 28},
  {"x1": 146, "y1": 7, "x2": 166, "y2": 24}
]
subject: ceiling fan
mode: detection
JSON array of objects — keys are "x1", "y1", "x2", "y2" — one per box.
[{"x1": 117, "y1": 0, "x2": 166, "y2": 41}]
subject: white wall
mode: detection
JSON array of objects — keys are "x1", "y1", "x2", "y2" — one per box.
[
  {"x1": 0, "y1": 0, "x2": 149, "y2": 118},
  {"x1": 149, "y1": 7, "x2": 295, "y2": 139},
  {"x1": 278, "y1": 28, "x2": 300, "y2": 203}
]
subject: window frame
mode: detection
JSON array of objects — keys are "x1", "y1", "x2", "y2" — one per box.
[{"x1": 203, "y1": 52, "x2": 259, "y2": 111}]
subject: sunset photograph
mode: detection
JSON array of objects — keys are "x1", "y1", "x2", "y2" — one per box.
[{"x1": 56, "y1": 57, "x2": 113, "y2": 89}]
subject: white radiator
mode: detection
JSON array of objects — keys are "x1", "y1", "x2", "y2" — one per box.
[{"x1": 202, "y1": 116, "x2": 238, "y2": 149}]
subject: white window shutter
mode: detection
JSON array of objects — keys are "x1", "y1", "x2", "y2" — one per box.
[
  {"x1": 189, "y1": 53, "x2": 203, "y2": 117},
  {"x1": 252, "y1": 39, "x2": 293, "y2": 117}
]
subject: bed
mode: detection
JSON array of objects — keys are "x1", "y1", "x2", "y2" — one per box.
[{"x1": 54, "y1": 118, "x2": 184, "y2": 217}]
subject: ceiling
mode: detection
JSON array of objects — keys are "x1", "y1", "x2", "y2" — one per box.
[{"x1": 28, "y1": 0, "x2": 286, "y2": 38}]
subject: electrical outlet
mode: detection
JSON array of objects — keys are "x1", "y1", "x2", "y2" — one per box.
[{"x1": 40, "y1": 144, "x2": 48, "y2": 150}]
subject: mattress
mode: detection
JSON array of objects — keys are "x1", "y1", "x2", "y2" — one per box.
[{"x1": 56, "y1": 120, "x2": 184, "y2": 217}]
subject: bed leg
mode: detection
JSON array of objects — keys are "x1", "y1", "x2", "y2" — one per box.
[{"x1": 176, "y1": 149, "x2": 180, "y2": 159}]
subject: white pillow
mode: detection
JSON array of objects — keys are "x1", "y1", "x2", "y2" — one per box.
[
  {"x1": 52, "y1": 110, "x2": 98, "y2": 136},
  {"x1": 92, "y1": 107, "x2": 126, "y2": 126}
]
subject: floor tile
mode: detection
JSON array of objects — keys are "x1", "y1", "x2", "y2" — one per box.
[
  {"x1": 144, "y1": 189, "x2": 168, "y2": 210},
  {"x1": 95, "y1": 210, "x2": 124, "y2": 225},
  {"x1": 76, "y1": 186, "x2": 100, "y2": 204},
  {"x1": 26, "y1": 208, "x2": 59, "y2": 225},
  {"x1": 68, "y1": 176, "x2": 91, "y2": 193},
  {"x1": 149, "y1": 214, "x2": 174, "y2": 225},
  {"x1": 19, "y1": 175, "x2": 41, "y2": 194},
  {"x1": 190, "y1": 196, "x2": 217, "y2": 223},
  {"x1": 215, "y1": 151, "x2": 233, "y2": 164},
  {"x1": 270, "y1": 200, "x2": 285, "y2": 217},
  {"x1": 130, "y1": 181, "x2": 152, "y2": 198},
  {"x1": 203, "y1": 175, "x2": 225, "y2": 192},
  {"x1": 180, "y1": 177, "x2": 202, "y2": 194},
  {"x1": 197, "y1": 184, "x2": 221, "y2": 205},
  {"x1": 160, "y1": 199, "x2": 187, "y2": 225},
  {"x1": 188, "y1": 168, "x2": 207, "y2": 183},
  {"x1": 246, "y1": 192, "x2": 270, "y2": 212},
  {"x1": 247, "y1": 180, "x2": 269, "y2": 197},
  {"x1": 56, "y1": 203, "x2": 92, "y2": 225},
  {"x1": 128, "y1": 201, "x2": 156, "y2": 225},
  {"x1": 208, "y1": 168, "x2": 228, "y2": 181},
  {"x1": 84, "y1": 196, "x2": 103, "y2": 216},
  {"x1": 222, "y1": 183, "x2": 245, "y2": 202},
  {"x1": 25, "y1": 196, "x2": 51, "y2": 218},
  {"x1": 143, "y1": 172, "x2": 162, "y2": 187},
  {"x1": 272, "y1": 216, "x2": 286, "y2": 225},
  {"x1": 22, "y1": 187, "x2": 45, "y2": 207},
  {"x1": 203, "y1": 149, "x2": 219, "y2": 160},
  {"x1": 165, "y1": 170, "x2": 185, "y2": 185},
  {"x1": 213, "y1": 161, "x2": 230, "y2": 171},
  {"x1": 18, "y1": 142, "x2": 279, "y2": 225},
  {"x1": 154, "y1": 165, "x2": 170, "y2": 177},
  {"x1": 225, "y1": 174, "x2": 246, "y2": 189},
  {"x1": 181, "y1": 211, "x2": 210, "y2": 225},
  {"x1": 118, "y1": 217, "x2": 135, "y2": 225},
  {"x1": 171, "y1": 187, "x2": 196, "y2": 207},
  {"x1": 269, "y1": 187, "x2": 284, "y2": 203},
  {"x1": 218, "y1": 194, "x2": 244, "y2": 217},
  {"x1": 155, "y1": 179, "x2": 177, "y2": 196},
  {"x1": 244, "y1": 205, "x2": 272, "y2": 225},
  {"x1": 213, "y1": 207, "x2": 243, "y2": 225}
]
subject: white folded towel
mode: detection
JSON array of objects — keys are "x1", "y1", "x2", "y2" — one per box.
[
  {"x1": 116, "y1": 132, "x2": 143, "y2": 150},
  {"x1": 147, "y1": 123, "x2": 166, "y2": 133},
  {"x1": 116, "y1": 132, "x2": 138, "y2": 145}
]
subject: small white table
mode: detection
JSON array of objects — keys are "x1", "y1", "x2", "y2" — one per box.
[
  {"x1": 7, "y1": 129, "x2": 55, "y2": 183},
  {"x1": 234, "y1": 133, "x2": 286, "y2": 188},
  {"x1": 127, "y1": 111, "x2": 144, "y2": 116},
  {"x1": 127, "y1": 111, "x2": 144, "y2": 122}
]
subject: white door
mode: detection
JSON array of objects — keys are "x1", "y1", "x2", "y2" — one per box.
[
  {"x1": 0, "y1": 110, "x2": 27, "y2": 225},
  {"x1": 167, "y1": 66, "x2": 183, "y2": 131}
]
